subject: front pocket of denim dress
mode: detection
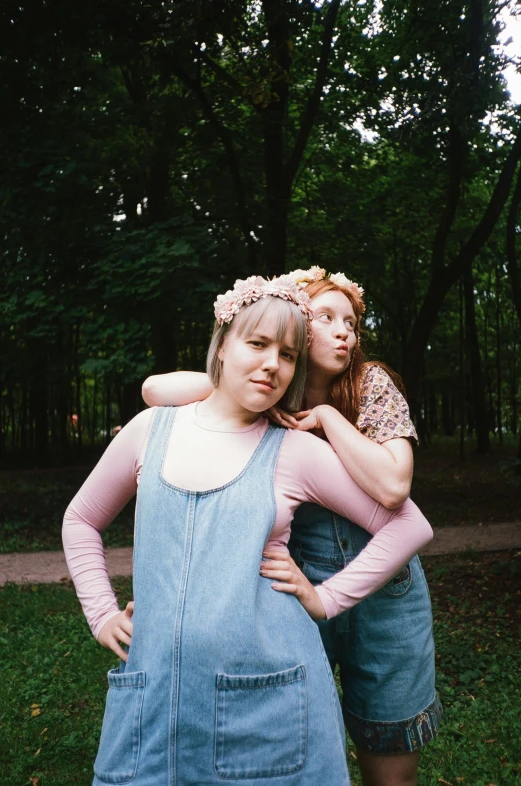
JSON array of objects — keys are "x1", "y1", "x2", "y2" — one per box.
[
  {"x1": 94, "y1": 669, "x2": 145, "y2": 784},
  {"x1": 215, "y1": 665, "x2": 307, "y2": 780}
]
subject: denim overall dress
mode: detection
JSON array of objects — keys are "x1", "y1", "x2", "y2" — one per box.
[
  {"x1": 93, "y1": 408, "x2": 350, "y2": 786},
  {"x1": 289, "y1": 504, "x2": 442, "y2": 754}
]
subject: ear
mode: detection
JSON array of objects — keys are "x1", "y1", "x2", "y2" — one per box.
[{"x1": 217, "y1": 339, "x2": 225, "y2": 362}]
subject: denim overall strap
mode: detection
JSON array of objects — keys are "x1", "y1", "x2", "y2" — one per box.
[{"x1": 93, "y1": 409, "x2": 350, "y2": 786}]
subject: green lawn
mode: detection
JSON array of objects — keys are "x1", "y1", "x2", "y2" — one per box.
[{"x1": 1, "y1": 552, "x2": 519, "y2": 786}]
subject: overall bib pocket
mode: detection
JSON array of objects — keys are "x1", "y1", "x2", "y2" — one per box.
[
  {"x1": 94, "y1": 669, "x2": 145, "y2": 784},
  {"x1": 214, "y1": 665, "x2": 307, "y2": 780}
]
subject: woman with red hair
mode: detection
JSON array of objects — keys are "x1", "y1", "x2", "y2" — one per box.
[{"x1": 142, "y1": 268, "x2": 440, "y2": 786}]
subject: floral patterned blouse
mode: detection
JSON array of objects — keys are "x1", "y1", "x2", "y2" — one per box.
[{"x1": 356, "y1": 365, "x2": 418, "y2": 445}]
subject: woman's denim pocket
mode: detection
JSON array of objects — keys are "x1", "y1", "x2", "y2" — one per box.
[
  {"x1": 94, "y1": 669, "x2": 145, "y2": 784},
  {"x1": 299, "y1": 557, "x2": 338, "y2": 586},
  {"x1": 214, "y1": 665, "x2": 307, "y2": 780},
  {"x1": 381, "y1": 563, "x2": 413, "y2": 598}
]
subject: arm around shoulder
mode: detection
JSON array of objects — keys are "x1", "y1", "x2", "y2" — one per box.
[{"x1": 142, "y1": 371, "x2": 213, "y2": 407}]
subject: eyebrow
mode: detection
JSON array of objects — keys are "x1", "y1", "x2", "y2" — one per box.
[{"x1": 251, "y1": 333, "x2": 298, "y2": 353}]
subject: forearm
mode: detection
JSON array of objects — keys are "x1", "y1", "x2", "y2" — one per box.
[
  {"x1": 318, "y1": 405, "x2": 412, "y2": 508},
  {"x1": 62, "y1": 514, "x2": 120, "y2": 639},
  {"x1": 315, "y1": 498, "x2": 432, "y2": 618},
  {"x1": 142, "y1": 371, "x2": 213, "y2": 407},
  {"x1": 62, "y1": 409, "x2": 150, "y2": 638}
]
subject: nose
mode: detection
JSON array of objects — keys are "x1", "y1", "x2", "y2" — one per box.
[
  {"x1": 261, "y1": 347, "x2": 279, "y2": 372},
  {"x1": 333, "y1": 319, "x2": 348, "y2": 339}
]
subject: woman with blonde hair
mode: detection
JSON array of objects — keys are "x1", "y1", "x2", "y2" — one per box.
[
  {"x1": 143, "y1": 267, "x2": 441, "y2": 786},
  {"x1": 64, "y1": 274, "x2": 432, "y2": 786}
]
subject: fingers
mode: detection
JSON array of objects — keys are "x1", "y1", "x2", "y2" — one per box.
[
  {"x1": 125, "y1": 601, "x2": 134, "y2": 615},
  {"x1": 113, "y1": 625, "x2": 132, "y2": 648},
  {"x1": 270, "y1": 582, "x2": 299, "y2": 594},
  {"x1": 262, "y1": 549, "x2": 291, "y2": 561},
  {"x1": 260, "y1": 567, "x2": 296, "y2": 582},
  {"x1": 266, "y1": 407, "x2": 298, "y2": 428},
  {"x1": 109, "y1": 638, "x2": 129, "y2": 662},
  {"x1": 98, "y1": 608, "x2": 134, "y2": 662}
]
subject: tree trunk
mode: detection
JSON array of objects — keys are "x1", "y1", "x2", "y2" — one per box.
[
  {"x1": 120, "y1": 380, "x2": 142, "y2": 426},
  {"x1": 463, "y1": 267, "x2": 491, "y2": 453},
  {"x1": 31, "y1": 360, "x2": 48, "y2": 461},
  {"x1": 506, "y1": 163, "x2": 521, "y2": 325},
  {"x1": 151, "y1": 318, "x2": 178, "y2": 374},
  {"x1": 402, "y1": 126, "x2": 521, "y2": 414},
  {"x1": 495, "y1": 265, "x2": 502, "y2": 444}
]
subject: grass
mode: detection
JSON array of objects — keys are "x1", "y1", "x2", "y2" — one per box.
[{"x1": 1, "y1": 551, "x2": 520, "y2": 786}]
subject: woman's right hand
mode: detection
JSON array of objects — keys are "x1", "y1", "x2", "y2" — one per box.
[
  {"x1": 266, "y1": 406, "x2": 309, "y2": 429},
  {"x1": 98, "y1": 601, "x2": 134, "y2": 662}
]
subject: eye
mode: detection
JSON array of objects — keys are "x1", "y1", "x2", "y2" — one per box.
[
  {"x1": 281, "y1": 351, "x2": 296, "y2": 362},
  {"x1": 345, "y1": 319, "x2": 355, "y2": 330},
  {"x1": 248, "y1": 340, "x2": 265, "y2": 348},
  {"x1": 316, "y1": 313, "x2": 332, "y2": 322}
]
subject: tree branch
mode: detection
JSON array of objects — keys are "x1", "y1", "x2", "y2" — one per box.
[
  {"x1": 165, "y1": 49, "x2": 257, "y2": 267},
  {"x1": 431, "y1": 123, "x2": 467, "y2": 270},
  {"x1": 193, "y1": 44, "x2": 243, "y2": 92},
  {"x1": 284, "y1": 0, "x2": 341, "y2": 188}
]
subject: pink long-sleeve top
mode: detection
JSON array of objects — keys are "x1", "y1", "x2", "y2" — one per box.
[{"x1": 63, "y1": 404, "x2": 432, "y2": 639}]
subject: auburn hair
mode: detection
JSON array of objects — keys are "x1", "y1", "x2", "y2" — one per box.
[{"x1": 303, "y1": 279, "x2": 406, "y2": 425}]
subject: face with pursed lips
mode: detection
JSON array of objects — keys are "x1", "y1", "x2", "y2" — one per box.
[{"x1": 308, "y1": 289, "x2": 358, "y2": 379}]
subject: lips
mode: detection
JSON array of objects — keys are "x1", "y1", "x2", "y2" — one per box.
[
  {"x1": 251, "y1": 379, "x2": 275, "y2": 390},
  {"x1": 334, "y1": 344, "x2": 349, "y2": 353}
]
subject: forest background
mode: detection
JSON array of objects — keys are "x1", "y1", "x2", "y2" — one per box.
[
  {"x1": 1, "y1": 0, "x2": 521, "y2": 466},
  {"x1": 1, "y1": 3, "x2": 521, "y2": 784}
]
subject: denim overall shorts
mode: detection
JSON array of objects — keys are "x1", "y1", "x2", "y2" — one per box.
[
  {"x1": 92, "y1": 408, "x2": 350, "y2": 785},
  {"x1": 289, "y1": 503, "x2": 442, "y2": 755}
]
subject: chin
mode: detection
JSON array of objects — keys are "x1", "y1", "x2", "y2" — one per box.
[{"x1": 238, "y1": 397, "x2": 274, "y2": 413}]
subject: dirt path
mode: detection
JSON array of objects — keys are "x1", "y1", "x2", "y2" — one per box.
[{"x1": 0, "y1": 522, "x2": 519, "y2": 586}]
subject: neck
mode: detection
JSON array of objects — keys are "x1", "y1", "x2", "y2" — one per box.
[
  {"x1": 305, "y1": 367, "x2": 334, "y2": 408},
  {"x1": 197, "y1": 388, "x2": 261, "y2": 429}
]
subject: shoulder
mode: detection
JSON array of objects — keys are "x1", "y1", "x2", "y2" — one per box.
[
  {"x1": 359, "y1": 363, "x2": 396, "y2": 398},
  {"x1": 281, "y1": 428, "x2": 337, "y2": 463},
  {"x1": 357, "y1": 364, "x2": 418, "y2": 445}
]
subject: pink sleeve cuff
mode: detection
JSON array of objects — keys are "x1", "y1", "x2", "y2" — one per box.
[
  {"x1": 314, "y1": 585, "x2": 348, "y2": 620},
  {"x1": 93, "y1": 608, "x2": 122, "y2": 641}
]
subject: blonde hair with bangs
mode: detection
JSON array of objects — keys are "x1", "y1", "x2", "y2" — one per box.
[{"x1": 207, "y1": 297, "x2": 308, "y2": 411}]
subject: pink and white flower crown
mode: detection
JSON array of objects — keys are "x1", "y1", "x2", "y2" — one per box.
[
  {"x1": 214, "y1": 274, "x2": 314, "y2": 342},
  {"x1": 288, "y1": 266, "x2": 366, "y2": 314}
]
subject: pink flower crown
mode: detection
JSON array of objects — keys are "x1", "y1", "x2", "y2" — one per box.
[
  {"x1": 288, "y1": 266, "x2": 366, "y2": 314},
  {"x1": 214, "y1": 274, "x2": 314, "y2": 343}
]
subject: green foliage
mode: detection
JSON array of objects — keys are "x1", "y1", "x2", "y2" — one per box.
[
  {"x1": 1, "y1": 553, "x2": 520, "y2": 785},
  {"x1": 1, "y1": 0, "x2": 520, "y2": 459}
]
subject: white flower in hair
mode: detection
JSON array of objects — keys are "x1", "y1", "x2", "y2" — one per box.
[
  {"x1": 289, "y1": 266, "x2": 326, "y2": 289},
  {"x1": 330, "y1": 272, "x2": 365, "y2": 298}
]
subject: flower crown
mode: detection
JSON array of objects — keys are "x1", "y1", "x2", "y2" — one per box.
[
  {"x1": 214, "y1": 274, "x2": 314, "y2": 342},
  {"x1": 289, "y1": 266, "x2": 366, "y2": 314}
]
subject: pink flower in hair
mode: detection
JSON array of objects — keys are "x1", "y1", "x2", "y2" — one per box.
[{"x1": 214, "y1": 274, "x2": 314, "y2": 342}]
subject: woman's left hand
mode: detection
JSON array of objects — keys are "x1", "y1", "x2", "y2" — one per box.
[
  {"x1": 260, "y1": 550, "x2": 327, "y2": 621},
  {"x1": 293, "y1": 405, "x2": 328, "y2": 433}
]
